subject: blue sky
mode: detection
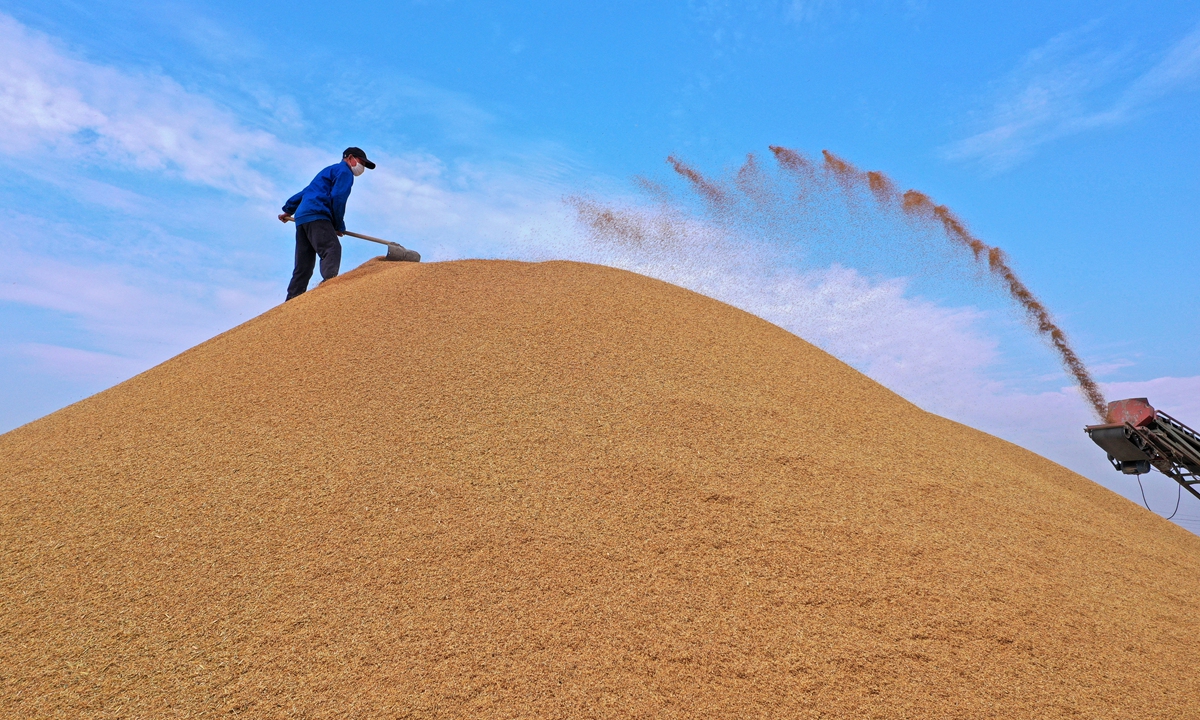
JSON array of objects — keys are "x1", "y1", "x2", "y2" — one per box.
[{"x1": 2, "y1": 1, "x2": 1198, "y2": 526}]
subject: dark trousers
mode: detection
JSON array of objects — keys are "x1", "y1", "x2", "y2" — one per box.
[{"x1": 286, "y1": 220, "x2": 342, "y2": 300}]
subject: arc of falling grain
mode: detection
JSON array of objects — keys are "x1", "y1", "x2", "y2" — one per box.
[{"x1": 770, "y1": 146, "x2": 1107, "y2": 420}]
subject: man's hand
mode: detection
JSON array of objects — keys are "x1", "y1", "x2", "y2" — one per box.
[
  {"x1": 337, "y1": 231, "x2": 345, "y2": 237},
  {"x1": 278, "y1": 213, "x2": 291, "y2": 223}
]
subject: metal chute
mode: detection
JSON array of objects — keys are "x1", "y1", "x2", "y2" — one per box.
[{"x1": 1085, "y1": 398, "x2": 1200, "y2": 501}]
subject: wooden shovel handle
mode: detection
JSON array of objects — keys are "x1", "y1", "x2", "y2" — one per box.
[{"x1": 280, "y1": 215, "x2": 395, "y2": 247}]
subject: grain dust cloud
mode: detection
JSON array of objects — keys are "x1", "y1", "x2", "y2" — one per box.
[{"x1": 570, "y1": 145, "x2": 1107, "y2": 420}]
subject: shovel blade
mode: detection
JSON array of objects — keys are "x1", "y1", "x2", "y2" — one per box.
[{"x1": 384, "y1": 244, "x2": 421, "y2": 262}]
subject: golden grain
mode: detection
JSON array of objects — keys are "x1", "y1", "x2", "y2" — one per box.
[{"x1": 1, "y1": 259, "x2": 1197, "y2": 718}]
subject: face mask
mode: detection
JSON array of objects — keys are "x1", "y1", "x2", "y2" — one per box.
[{"x1": 350, "y1": 160, "x2": 365, "y2": 177}]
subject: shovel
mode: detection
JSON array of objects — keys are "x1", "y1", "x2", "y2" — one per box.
[{"x1": 282, "y1": 215, "x2": 420, "y2": 262}]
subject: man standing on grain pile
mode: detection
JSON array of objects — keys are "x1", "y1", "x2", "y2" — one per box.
[{"x1": 278, "y1": 147, "x2": 376, "y2": 301}]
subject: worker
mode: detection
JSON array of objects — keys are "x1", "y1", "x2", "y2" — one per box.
[{"x1": 278, "y1": 147, "x2": 376, "y2": 300}]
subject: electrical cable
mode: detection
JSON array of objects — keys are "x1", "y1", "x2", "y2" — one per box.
[{"x1": 1136, "y1": 474, "x2": 1182, "y2": 520}]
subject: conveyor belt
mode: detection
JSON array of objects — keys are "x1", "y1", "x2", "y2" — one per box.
[{"x1": 1086, "y1": 409, "x2": 1200, "y2": 501}]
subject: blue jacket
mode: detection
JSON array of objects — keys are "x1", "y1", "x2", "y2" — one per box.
[{"x1": 283, "y1": 162, "x2": 355, "y2": 232}]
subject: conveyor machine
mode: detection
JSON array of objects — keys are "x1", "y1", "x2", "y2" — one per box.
[{"x1": 1085, "y1": 398, "x2": 1200, "y2": 501}]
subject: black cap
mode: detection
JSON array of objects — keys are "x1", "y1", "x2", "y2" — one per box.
[{"x1": 342, "y1": 147, "x2": 376, "y2": 170}]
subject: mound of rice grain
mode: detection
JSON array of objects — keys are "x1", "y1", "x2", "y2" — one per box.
[{"x1": 3, "y1": 259, "x2": 1199, "y2": 718}]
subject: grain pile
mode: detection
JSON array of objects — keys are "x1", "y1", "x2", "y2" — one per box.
[{"x1": 2, "y1": 259, "x2": 1199, "y2": 718}]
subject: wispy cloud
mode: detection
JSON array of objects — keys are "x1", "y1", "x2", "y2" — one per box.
[
  {"x1": 16, "y1": 342, "x2": 144, "y2": 379},
  {"x1": 946, "y1": 20, "x2": 1200, "y2": 170},
  {"x1": 782, "y1": 0, "x2": 926, "y2": 26},
  {"x1": 786, "y1": 0, "x2": 843, "y2": 24},
  {"x1": 0, "y1": 9, "x2": 579, "y2": 239},
  {"x1": 0, "y1": 236, "x2": 273, "y2": 354},
  {"x1": 0, "y1": 12, "x2": 293, "y2": 197}
]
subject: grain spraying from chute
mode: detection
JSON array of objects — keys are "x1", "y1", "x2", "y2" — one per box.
[{"x1": 570, "y1": 146, "x2": 1107, "y2": 420}]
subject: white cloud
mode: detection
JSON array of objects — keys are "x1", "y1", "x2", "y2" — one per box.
[
  {"x1": 947, "y1": 21, "x2": 1200, "y2": 170},
  {"x1": 16, "y1": 343, "x2": 143, "y2": 380},
  {"x1": 0, "y1": 252, "x2": 142, "y2": 319},
  {"x1": 0, "y1": 12, "x2": 286, "y2": 197},
  {"x1": 782, "y1": 0, "x2": 926, "y2": 26},
  {"x1": 0, "y1": 10, "x2": 580, "y2": 247},
  {"x1": 1119, "y1": 22, "x2": 1200, "y2": 109},
  {"x1": 349, "y1": 150, "x2": 579, "y2": 260},
  {"x1": 786, "y1": 0, "x2": 842, "y2": 24},
  {"x1": 0, "y1": 240, "x2": 272, "y2": 352}
]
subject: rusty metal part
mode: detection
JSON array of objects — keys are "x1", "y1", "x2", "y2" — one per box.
[{"x1": 1104, "y1": 397, "x2": 1155, "y2": 427}]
